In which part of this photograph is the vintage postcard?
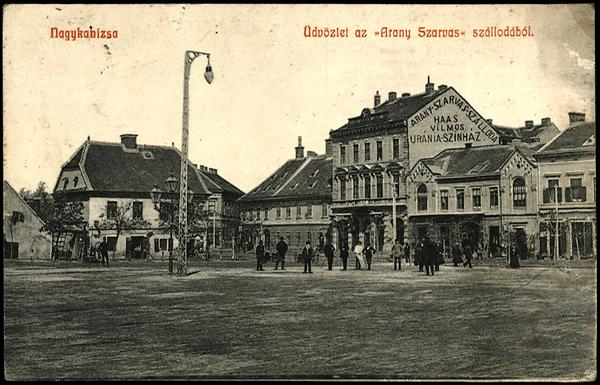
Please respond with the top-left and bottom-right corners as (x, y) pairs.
(3, 3), (596, 381)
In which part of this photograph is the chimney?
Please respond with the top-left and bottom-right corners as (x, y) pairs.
(295, 136), (305, 159)
(486, 119), (493, 124)
(374, 91), (381, 107)
(388, 91), (397, 102)
(525, 120), (534, 128)
(208, 168), (217, 174)
(438, 84), (448, 91)
(120, 134), (138, 149)
(401, 92), (411, 97)
(541, 117), (552, 126)
(425, 76), (435, 94)
(325, 139), (333, 156)
(199, 165), (208, 171)
(465, 143), (472, 149)
(568, 112), (586, 125)
(307, 150), (318, 158)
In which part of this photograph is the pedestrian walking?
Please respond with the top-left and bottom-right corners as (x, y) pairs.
(353, 241), (365, 270)
(255, 240), (265, 271)
(392, 240), (402, 271)
(463, 242), (473, 268)
(404, 242), (411, 264)
(452, 242), (463, 267)
(99, 237), (109, 267)
(416, 240), (425, 272)
(324, 241), (335, 271)
(364, 244), (375, 270)
(340, 243), (349, 271)
(302, 240), (314, 273)
(275, 237), (288, 270)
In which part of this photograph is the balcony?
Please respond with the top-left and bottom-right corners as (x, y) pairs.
(565, 186), (587, 202)
(542, 187), (563, 204)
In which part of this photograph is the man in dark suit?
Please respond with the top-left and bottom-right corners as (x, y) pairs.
(255, 240), (265, 271)
(323, 241), (335, 271)
(364, 244), (375, 270)
(423, 236), (436, 276)
(99, 237), (109, 267)
(302, 240), (314, 274)
(275, 237), (288, 270)
(340, 243), (349, 271)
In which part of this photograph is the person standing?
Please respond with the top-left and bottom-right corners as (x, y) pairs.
(364, 244), (375, 270)
(340, 243), (349, 271)
(275, 236), (288, 270)
(255, 240), (265, 271)
(463, 242), (473, 269)
(452, 242), (463, 267)
(324, 241), (335, 271)
(99, 237), (109, 267)
(434, 241), (443, 272)
(404, 242), (411, 264)
(392, 240), (402, 271)
(423, 236), (435, 276)
(302, 240), (314, 273)
(416, 240), (425, 272)
(353, 241), (365, 270)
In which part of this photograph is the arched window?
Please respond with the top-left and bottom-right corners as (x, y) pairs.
(513, 178), (526, 207)
(417, 184), (428, 211)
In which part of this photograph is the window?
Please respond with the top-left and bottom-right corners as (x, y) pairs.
(440, 190), (448, 210)
(307, 232), (312, 245)
(106, 236), (118, 252)
(393, 174), (400, 197)
(417, 184), (428, 211)
(306, 204), (313, 218)
(353, 176), (359, 199)
(393, 138), (399, 159)
(456, 189), (465, 210)
(376, 141), (383, 161)
(155, 238), (173, 252)
(364, 175), (371, 199)
(73, 176), (79, 188)
(544, 179), (562, 203)
(286, 206), (291, 219)
(340, 179), (346, 200)
(133, 201), (143, 220)
(208, 200), (216, 212)
(256, 209), (261, 220)
(353, 143), (359, 163)
(62, 178), (69, 190)
(376, 175), (383, 198)
(264, 208), (269, 220)
(107, 201), (117, 219)
(276, 207), (281, 219)
(567, 177), (586, 202)
(322, 203), (328, 218)
(472, 187), (481, 209)
(364, 142), (371, 161)
(296, 204), (302, 218)
(513, 178), (526, 207)
(340, 146), (346, 164)
(490, 187), (499, 208)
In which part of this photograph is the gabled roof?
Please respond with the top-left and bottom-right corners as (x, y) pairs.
(414, 145), (520, 178)
(492, 121), (559, 144)
(56, 139), (241, 196)
(330, 88), (446, 136)
(537, 122), (596, 153)
(238, 155), (332, 202)
(3, 180), (46, 226)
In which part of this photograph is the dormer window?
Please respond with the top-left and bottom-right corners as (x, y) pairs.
(62, 178), (69, 190)
(310, 169), (320, 178)
(141, 150), (155, 160)
(73, 176), (79, 188)
(290, 183), (299, 190)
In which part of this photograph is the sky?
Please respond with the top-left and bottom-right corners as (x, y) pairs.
(3, 4), (595, 193)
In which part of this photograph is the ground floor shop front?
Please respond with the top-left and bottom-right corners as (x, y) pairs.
(538, 210), (596, 260)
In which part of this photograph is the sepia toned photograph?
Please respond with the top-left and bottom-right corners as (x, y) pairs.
(2, 3), (596, 381)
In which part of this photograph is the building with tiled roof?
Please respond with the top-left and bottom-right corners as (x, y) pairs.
(407, 144), (539, 259)
(533, 113), (595, 260)
(491, 117), (560, 147)
(238, 137), (333, 256)
(53, 134), (243, 259)
(3, 181), (52, 259)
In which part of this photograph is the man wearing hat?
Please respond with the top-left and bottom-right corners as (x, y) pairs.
(302, 240), (314, 274)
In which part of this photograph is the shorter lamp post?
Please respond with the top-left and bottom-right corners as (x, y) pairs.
(151, 172), (179, 274)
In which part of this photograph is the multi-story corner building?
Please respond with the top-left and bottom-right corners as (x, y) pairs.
(406, 144), (538, 258)
(533, 113), (596, 259)
(328, 78), (560, 256)
(53, 134), (243, 259)
(237, 137), (333, 257)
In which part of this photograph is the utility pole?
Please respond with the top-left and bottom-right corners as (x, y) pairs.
(391, 178), (398, 244)
(554, 184), (559, 260)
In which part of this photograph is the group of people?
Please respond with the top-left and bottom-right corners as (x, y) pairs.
(254, 236), (478, 275)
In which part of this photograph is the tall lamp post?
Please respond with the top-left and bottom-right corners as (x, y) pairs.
(151, 172), (179, 274)
(179, 50), (214, 276)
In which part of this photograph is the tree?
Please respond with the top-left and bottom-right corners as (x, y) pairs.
(41, 192), (85, 260)
(98, 202), (151, 258)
